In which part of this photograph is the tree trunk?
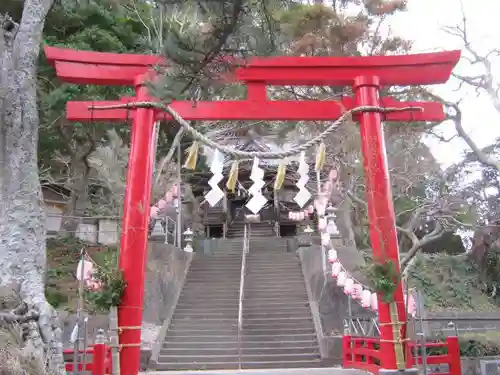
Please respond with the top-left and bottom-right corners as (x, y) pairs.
(60, 155), (91, 235)
(0, 1), (64, 373)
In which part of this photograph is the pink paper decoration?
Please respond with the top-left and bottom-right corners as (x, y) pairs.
(361, 290), (372, 308)
(321, 233), (330, 246)
(406, 293), (417, 317)
(76, 260), (94, 281)
(288, 212), (292, 220)
(344, 278), (354, 294)
(352, 284), (363, 300)
(331, 262), (341, 277)
(77, 260), (102, 291)
(328, 249), (338, 263)
(337, 271), (347, 286)
(165, 191), (173, 203)
(171, 184), (178, 197)
(324, 181), (333, 195)
(150, 206), (159, 218)
(157, 199), (167, 209)
(308, 205), (314, 214)
(329, 169), (338, 181)
(371, 293), (378, 311)
(318, 218), (327, 231)
(315, 197), (327, 216)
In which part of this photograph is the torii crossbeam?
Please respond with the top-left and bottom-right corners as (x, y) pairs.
(45, 45), (460, 375)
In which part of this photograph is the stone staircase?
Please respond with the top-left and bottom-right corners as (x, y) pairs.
(155, 250), (242, 370)
(240, 238), (323, 369)
(155, 235), (322, 370)
(226, 221), (276, 238)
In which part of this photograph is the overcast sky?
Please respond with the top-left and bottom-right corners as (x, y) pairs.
(390, 0), (500, 168)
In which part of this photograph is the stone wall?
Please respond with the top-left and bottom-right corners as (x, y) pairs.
(461, 357), (500, 375)
(423, 312), (500, 335)
(298, 241), (373, 362)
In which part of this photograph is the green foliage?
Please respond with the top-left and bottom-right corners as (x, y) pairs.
(424, 334), (500, 357)
(365, 259), (400, 303)
(408, 254), (500, 311)
(482, 246), (500, 302)
(45, 289), (69, 308)
(84, 252), (126, 312)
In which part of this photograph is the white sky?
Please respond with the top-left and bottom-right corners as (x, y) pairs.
(390, 0), (500, 168)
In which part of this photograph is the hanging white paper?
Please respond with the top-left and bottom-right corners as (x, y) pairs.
(205, 150), (225, 207)
(294, 151), (311, 208)
(245, 157), (267, 214)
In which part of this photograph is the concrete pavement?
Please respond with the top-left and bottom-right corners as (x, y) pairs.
(141, 368), (369, 375)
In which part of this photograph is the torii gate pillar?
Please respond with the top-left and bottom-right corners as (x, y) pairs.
(45, 45), (460, 375)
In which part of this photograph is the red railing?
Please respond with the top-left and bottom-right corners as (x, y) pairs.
(343, 336), (382, 374)
(407, 337), (462, 375)
(342, 336), (462, 375)
(64, 343), (112, 375)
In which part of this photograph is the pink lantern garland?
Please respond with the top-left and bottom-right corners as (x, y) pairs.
(352, 283), (363, 300)
(327, 249), (338, 263)
(150, 184), (179, 219)
(318, 180), (417, 317)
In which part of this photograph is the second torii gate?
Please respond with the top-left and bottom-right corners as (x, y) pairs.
(45, 45), (460, 375)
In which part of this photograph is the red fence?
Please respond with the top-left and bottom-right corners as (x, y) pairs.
(64, 343), (112, 375)
(342, 336), (462, 375)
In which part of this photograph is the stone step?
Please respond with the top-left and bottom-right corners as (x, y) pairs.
(240, 359), (325, 369)
(242, 311), (313, 319)
(242, 333), (318, 341)
(161, 339), (320, 351)
(183, 281), (240, 287)
(166, 327), (238, 335)
(240, 297), (309, 305)
(159, 345), (319, 356)
(179, 290), (240, 296)
(172, 311), (238, 318)
(154, 361), (239, 370)
(162, 334), (240, 343)
(243, 310), (312, 319)
(162, 340), (237, 349)
(169, 320), (238, 330)
(175, 300), (238, 308)
(153, 359), (327, 371)
(243, 292), (308, 298)
(242, 318), (314, 327)
(242, 327), (315, 336)
(157, 353), (318, 364)
(176, 297), (239, 304)
(174, 307), (238, 314)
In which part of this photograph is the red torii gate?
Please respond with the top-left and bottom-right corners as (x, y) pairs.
(44, 45), (460, 375)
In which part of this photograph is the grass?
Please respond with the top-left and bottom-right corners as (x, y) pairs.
(45, 236), (117, 311)
(407, 253), (500, 312)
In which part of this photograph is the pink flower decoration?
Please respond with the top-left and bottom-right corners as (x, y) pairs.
(361, 290), (372, 308)
(318, 218), (327, 231)
(337, 271), (347, 286)
(328, 249), (338, 263)
(165, 191), (173, 203)
(331, 262), (341, 277)
(344, 278), (354, 294)
(352, 284), (363, 300)
(329, 169), (338, 181)
(171, 184), (178, 197)
(150, 206), (159, 218)
(371, 293), (378, 311)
